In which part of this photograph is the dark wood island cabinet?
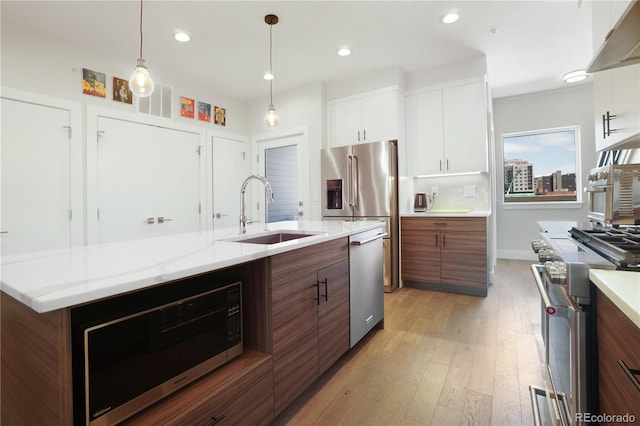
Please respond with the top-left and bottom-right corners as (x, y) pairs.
(1, 234), (358, 425)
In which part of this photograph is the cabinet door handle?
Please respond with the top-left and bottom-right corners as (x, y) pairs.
(446, 159), (449, 171)
(442, 234), (446, 247)
(313, 281), (320, 305)
(606, 111), (617, 136)
(357, 130), (360, 141)
(602, 113), (607, 139)
(157, 216), (173, 224)
(435, 234), (438, 247)
(363, 129), (366, 141)
(439, 159), (442, 171)
(618, 359), (640, 393)
(321, 278), (328, 302)
(209, 414), (225, 425)
(146, 217), (155, 224)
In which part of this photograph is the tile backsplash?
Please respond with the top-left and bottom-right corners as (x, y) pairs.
(399, 173), (491, 214)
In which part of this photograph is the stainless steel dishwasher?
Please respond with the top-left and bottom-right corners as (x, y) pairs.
(349, 227), (386, 347)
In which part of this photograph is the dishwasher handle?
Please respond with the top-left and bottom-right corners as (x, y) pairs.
(350, 232), (387, 246)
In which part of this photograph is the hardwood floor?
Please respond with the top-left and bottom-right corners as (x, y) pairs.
(272, 259), (546, 425)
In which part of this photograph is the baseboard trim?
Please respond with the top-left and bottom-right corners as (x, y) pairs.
(403, 280), (487, 297)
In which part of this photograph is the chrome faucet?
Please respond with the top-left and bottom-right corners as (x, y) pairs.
(240, 174), (274, 234)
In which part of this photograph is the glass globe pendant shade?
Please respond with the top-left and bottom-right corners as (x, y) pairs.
(129, 58), (155, 97)
(265, 104), (279, 128)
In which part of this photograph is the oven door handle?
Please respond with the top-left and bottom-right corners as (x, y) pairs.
(530, 264), (573, 318)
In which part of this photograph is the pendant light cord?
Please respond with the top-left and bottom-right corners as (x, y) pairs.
(269, 22), (273, 104)
(138, 0), (144, 59)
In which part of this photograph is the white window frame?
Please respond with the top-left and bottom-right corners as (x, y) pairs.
(501, 125), (583, 210)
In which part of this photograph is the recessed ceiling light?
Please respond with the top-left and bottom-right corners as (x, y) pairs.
(263, 72), (274, 80)
(441, 12), (459, 24)
(174, 31), (190, 42)
(563, 69), (588, 83)
(338, 47), (351, 57)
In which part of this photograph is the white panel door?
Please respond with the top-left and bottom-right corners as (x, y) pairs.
(96, 117), (201, 243)
(1, 98), (71, 255)
(212, 136), (248, 230)
(153, 126), (201, 234)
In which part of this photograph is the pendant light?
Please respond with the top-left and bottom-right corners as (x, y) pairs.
(264, 14), (279, 128)
(129, 0), (155, 97)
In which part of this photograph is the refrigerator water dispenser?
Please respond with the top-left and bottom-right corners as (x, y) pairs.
(326, 179), (343, 209)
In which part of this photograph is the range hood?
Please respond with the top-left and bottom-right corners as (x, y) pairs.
(587, 0), (640, 73)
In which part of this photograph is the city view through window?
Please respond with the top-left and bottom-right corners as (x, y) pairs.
(503, 127), (578, 203)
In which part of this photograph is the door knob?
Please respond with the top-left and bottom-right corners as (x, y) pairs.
(157, 217), (173, 224)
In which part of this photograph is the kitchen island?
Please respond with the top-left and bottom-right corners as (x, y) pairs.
(1, 220), (385, 425)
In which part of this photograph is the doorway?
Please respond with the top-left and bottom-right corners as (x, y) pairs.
(254, 129), (308, 224)
(265, 145), (298, 222)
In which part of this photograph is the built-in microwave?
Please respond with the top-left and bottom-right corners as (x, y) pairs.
(71, 278), (242, 426)
(587, 163), (640, 225)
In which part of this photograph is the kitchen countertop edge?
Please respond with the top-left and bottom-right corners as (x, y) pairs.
(1, 220), (385, 313)
(589, 269), (640, 328)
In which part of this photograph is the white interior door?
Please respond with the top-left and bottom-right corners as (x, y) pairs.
(257, 132), (303, 223)
(1, 98), (71, 255)
(153, 127), (201, 235)
(97, 117), (156, 243)
(212, 135), (248, 230)
(97, 117), (201, 243)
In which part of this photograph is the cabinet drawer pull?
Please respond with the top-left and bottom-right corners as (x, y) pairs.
(617, 359), (640, 393)
(209, 414), (225, 425)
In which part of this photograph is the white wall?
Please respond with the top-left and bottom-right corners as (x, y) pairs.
(0, 19), (250, 136)
(492, 85), (598, 260)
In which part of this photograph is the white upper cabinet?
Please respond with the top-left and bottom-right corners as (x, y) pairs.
(591, 0), (640, 151)
(328, 87), (400, 147)
(405, 78), (489, 176)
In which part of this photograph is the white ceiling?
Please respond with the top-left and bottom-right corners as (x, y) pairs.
(1, 1), (595, 101)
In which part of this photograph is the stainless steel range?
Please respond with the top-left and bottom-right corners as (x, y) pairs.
(528, 221), (640, 425)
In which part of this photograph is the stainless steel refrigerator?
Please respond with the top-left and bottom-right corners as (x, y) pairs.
(321, 140), (399, 293)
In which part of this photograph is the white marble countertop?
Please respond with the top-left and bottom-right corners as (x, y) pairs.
(1, 220), (384, 313)
(401, 209), (491, 218)
(589, 269), (640, 328)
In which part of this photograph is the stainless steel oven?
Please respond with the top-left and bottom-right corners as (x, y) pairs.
(529, 224), (618, 426)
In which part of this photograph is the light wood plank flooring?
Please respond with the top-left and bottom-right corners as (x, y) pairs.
(272, 259), (546, 425)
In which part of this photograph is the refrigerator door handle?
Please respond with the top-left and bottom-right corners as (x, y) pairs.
(347, 154), (354, 207)
(352, 154), (359, 209)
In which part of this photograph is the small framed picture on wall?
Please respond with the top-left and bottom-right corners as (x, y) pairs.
(214, 106), (226, 126)
(113, 77), (132, 104)
(180, 97), (195, 119)
(198, 101), (211, 122)
(82, 68), (106, 98)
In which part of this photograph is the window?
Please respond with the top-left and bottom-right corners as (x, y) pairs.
(502, 126), (581, 204)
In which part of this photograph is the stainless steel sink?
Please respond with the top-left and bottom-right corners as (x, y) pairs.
(223, 231), (319, 245)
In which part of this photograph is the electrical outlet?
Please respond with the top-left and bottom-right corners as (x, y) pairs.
(431, 186), (438, 197)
